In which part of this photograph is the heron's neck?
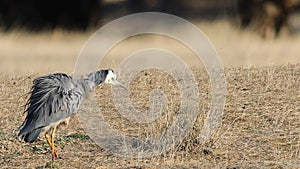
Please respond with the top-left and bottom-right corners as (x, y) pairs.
(89, 71), (106, 85)
(82, 77), (105, 93)
(73, 79), (95, 96)
(88, 79), (99, 90)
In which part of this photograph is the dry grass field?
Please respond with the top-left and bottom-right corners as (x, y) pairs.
(0, 20), (300, 168)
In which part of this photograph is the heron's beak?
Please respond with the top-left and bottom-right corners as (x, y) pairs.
(111, 79), (127, 89)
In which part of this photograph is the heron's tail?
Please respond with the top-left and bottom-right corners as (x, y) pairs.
(18, 128), (42, 143)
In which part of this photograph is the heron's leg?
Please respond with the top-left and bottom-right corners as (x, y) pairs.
(50, 126), (58, 160)
(45, 134), (52, 147)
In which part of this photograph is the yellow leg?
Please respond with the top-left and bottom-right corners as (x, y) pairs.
(45, 134), (52, 147)
(50, 126), (58, 160)
(45, 134), (51, 147)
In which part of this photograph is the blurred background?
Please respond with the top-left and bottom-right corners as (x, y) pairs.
(0, 0), (300, 74)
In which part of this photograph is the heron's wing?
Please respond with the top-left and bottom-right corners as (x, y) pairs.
(18, 73), (84, 137)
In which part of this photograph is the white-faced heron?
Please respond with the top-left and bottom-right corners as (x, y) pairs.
(18, 69), (125, 160)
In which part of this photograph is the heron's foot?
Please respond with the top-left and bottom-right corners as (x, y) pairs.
(51, 151), (58, 161)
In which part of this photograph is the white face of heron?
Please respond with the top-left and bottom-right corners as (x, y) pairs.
(104, 69), (116, 84)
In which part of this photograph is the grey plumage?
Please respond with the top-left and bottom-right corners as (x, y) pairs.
(18, 69), (125, 160)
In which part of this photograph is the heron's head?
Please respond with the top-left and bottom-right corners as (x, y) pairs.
(90, 69), (126, 88)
